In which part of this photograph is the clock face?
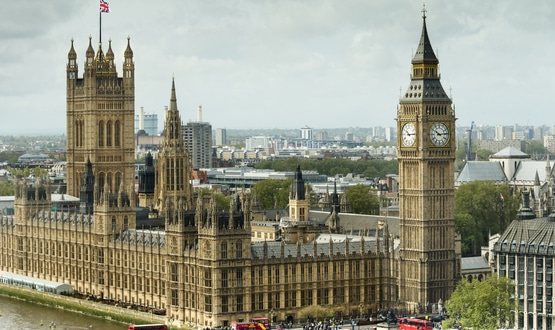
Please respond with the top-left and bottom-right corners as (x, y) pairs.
(401, 123), (416, 147)
(430, 122), (449, 146)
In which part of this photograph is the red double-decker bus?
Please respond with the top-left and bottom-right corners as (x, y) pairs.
(398, 317), (433, 330)
(128, 324), (168, 330)
(231, 321), (265, 330)
(251, 317), (271, 330)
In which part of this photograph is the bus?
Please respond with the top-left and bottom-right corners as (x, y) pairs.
(251, 317), (271, 330)
(128, 324), (168, 330)
(398, 317), (433, 330)
(231, 321), (265, 330)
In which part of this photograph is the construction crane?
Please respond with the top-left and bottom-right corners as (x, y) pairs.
(464, 121), (475, 161)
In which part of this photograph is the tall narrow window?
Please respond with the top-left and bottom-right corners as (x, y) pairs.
(98, 121), (104, 146)
(115, 172), (122, 191)
(75, 120), (80, 147)
(106, 120), (112, 146)
(221, 242), (228, 259)
(98, 172), (105, 190)
(114, 120), (121, 147)
(107, 173), (113, 192)
(79, 120), (84, 146)
(236, 241), (242, 259)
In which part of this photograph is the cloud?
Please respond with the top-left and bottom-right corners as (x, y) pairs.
(0, 0), (554, 135)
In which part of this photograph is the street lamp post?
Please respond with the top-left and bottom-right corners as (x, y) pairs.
(269, 309), (275, 329)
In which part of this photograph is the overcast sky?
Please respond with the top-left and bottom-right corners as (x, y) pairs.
(1, 0), (554, 135)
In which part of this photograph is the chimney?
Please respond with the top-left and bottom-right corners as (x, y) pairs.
(197, 105), (202, 122)
(139, 107), (145, 130)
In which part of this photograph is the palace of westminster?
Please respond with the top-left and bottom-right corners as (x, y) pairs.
(0, 10), (461, 328)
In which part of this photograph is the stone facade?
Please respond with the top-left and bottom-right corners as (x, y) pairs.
(0, 9), (458, 329)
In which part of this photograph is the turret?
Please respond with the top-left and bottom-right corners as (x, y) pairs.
(515, 189), (535, 220)
(331, 180), (340, 214)
(288, 165), (310, 221)
(290, 165), (305, 200)
(80, 157), (95, 214)
(67, 38), (78, 83)
(123, 36), (134, 89)
(85, 35), (95, 73)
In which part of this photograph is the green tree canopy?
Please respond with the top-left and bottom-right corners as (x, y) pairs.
(255, 158), (398, 179)
(0, 151), (24, 165)
(297, 305), (335, 321)
(524, 140), (547, 157)
(455, 181), (519, 256)
(0, 180), (14, 196)
(196, 188), (232, 212)
(252, 179), (292, 209)
(345, 184), (380, 215)
(445, 276), (515, 330)
(475, 149), (494, 161)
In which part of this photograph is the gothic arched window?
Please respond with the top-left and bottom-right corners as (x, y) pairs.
(114, 120), (121, 147)
(107, 172), (113, 192)
(235, 241), (242, 259)
(106, 120), (112, 146)
(98, 121), (104, 146)
(221, 242), (227, 259)
(115, 172), (122, 191)
(98, 172), (105, 190)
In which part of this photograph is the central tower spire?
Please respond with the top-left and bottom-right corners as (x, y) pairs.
(155, 78), (194, 213)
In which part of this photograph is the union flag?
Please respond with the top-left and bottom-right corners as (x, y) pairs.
(100, 0), (110, 13)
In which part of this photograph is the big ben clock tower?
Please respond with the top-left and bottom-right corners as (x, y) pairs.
(397, 7), (457, 313)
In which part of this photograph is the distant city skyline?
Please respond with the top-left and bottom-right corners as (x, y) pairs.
(1, 1), (554, 135)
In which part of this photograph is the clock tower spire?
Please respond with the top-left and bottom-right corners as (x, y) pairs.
(397, 7), (458, 314)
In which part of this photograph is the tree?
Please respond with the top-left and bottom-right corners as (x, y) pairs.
(255, 158), (398, 178)
(252, 179), (292, 209)
(196, 188), (231, 212)
(455, 181), (519, 256)
(297, 305), (335, 322)
(344, 184), (380, 215)
(475, 149), (494, 161)
(0, 180), (14, 196)
(0, 151), (24, 165)
(444, 276), (515, 330)
(525, 140), (547, 157)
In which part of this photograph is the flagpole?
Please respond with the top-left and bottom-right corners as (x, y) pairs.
(99, 10), (102, 45)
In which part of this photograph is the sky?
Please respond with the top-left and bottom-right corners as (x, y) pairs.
(1, 0), (554, 135)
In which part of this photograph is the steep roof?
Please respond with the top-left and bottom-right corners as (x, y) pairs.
(412, 8), (438, 64)
(494, 216), (555, 255)
(513, 161), (554, 183)
(457, 161), (506, 183)
(490, 147), (530, 159)
(250, 234), (399, 259)
(310, 210), (400, 236)
(461, 256), (489, 271)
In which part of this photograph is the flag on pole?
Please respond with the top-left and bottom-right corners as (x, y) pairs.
(500, 193), (505, 201)
(100, 0), (110, 13)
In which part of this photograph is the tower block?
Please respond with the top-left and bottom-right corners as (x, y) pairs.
(66, 37), (135, 198)
(397, 9), (458, 313)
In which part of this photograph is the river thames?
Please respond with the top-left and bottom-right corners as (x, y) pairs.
(0, 294), (126, 330)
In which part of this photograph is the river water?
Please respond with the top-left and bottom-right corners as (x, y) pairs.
(0, 294), (126, 330)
